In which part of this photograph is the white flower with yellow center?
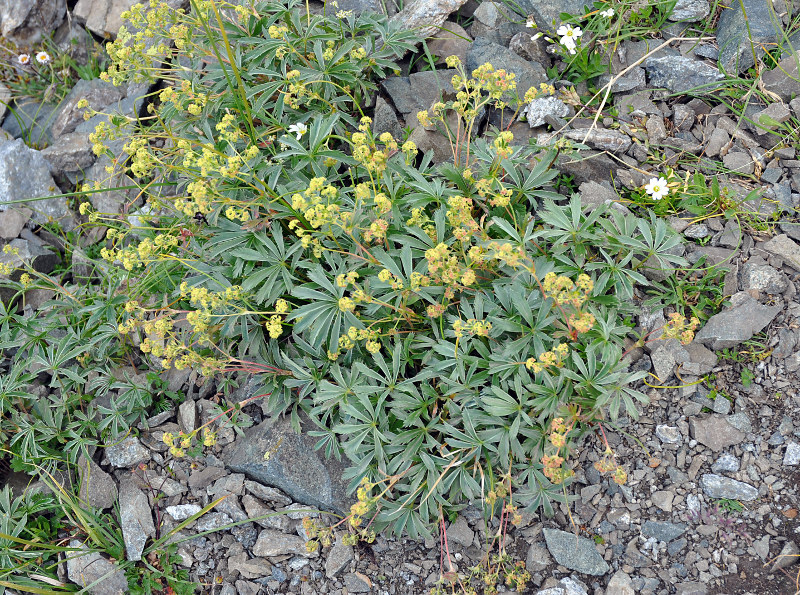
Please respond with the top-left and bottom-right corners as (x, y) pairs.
(287, 122), (307, 140)
(644, 176), (670, 201)
(556, 24), (582, 54)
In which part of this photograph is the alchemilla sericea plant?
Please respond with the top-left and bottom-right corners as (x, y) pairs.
(70, 0), (696, 537)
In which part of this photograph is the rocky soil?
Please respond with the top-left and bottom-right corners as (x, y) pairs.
(2, 0), (800, 594)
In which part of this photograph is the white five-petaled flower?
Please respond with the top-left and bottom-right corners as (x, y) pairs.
(600, 8), (614, 17)
(287, 122), (307, 140)
(526, 18), (536, 28)
(35, 51), (51, 64)
(644, 176), (670, 201)
(556, 24), (582, 54)
(531, 32), (543, 41)
(17, 54), (30, 65)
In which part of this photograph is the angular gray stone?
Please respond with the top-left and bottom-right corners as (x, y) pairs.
(244, 480), (292, 506)
(699, 473), (758, 500)
(426, 21), (471, 66)
(195, 511), (233, 532)
(343, 572), (372, 593)
(74, 0), (139, 38)
(725, 412), (753, 434)
(0, 139), (73, 229)
(682, 342), (718, 376)
(606, 570), (635, 595)
(689, 414), (746, 452)
(537, 577), (589, 595)
(644, 55), (724, 94)
(717, 0), (783, 74)
(0, 238), (59, 303)
(227, 552), (272, 580)
(388, 0), (470, 46)
(763, 56), (800, 102)
(466, 37), (546, 98)
(675, 582), (708, 595)
(78, 454), (117, 510)
(325, 541), (354, 578)
(223, 413), (352, 516)
(524, 96), (570, 128)
(105, 437), (150, 468)
(656, 425), (682, 444)
(1, 100), (59, 147)
(542, 528), (610, 575)
(739, 262), (788, 294)
(526, 542), (552, 572)
(669, 0), (710, 21)
(447, 516), (474, 547)
(763, 234), (800, 271)
(178, 399), (197, 434)
(0, 0), (66, 46)
(66, 540), (128, 594)
(514, 0), (592, 28)
(119, 477), (155, 561)
(694, 293), (781, 350)
(771, 541), (799, 571)
(242, 494), (290, 531)
(0, 207), (32, 240)
(784, 442), (800, 466)
(723, 152), (754, 175)
(562, 128), (632, 153)
(711, 453), (740, 473)
(166, 504), (202, 521)
(0, 84), (9, 124)
(51, 78), (125, 138)
(40, 132), (95, 175)
(641, 520), (686, 542)
(381, 69), (458, 118)
(705, 127), (730, 158)
(324, 0), (394, 15)
(652, 490), (674, 512)
(252, 529), (315, 558)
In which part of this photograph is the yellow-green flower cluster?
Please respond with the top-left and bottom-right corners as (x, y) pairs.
(525, 343), (569, 373)
(661, 312), (700, 345)
(523, 81), (557, 103)
(452, 318), (492, 339)
(328, 325), (382, 360)
(162, 427), (217, 458)
(542, 272), (593, 307)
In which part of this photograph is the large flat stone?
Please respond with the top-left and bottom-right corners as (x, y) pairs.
(118, 477), (155, 561)
(717, 0), (783, 74)
(689, 414), (747, 452)
(694, 292), (781, 350)
(699, 474), (758, 500)
(222, 412), (353, 516)
(542, 527), (610, 575)
(66, 540), (128, 594)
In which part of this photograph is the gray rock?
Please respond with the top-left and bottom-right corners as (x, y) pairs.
(0, 0), (66, 46)
(242, 494), (290, 531)
(525, 96), (570, 128)
(725, 412), (753, 434)
(105, 436), (150, 468)
(223, 412), (352, 516)
(652, 490), (674, 512)
(178, 399), (197, 434)
(656, 425), (682, 444)
(536, 577), (589, 595)
(245, 480), (292, 506)
(343, 572), (372, 593)
(447, 516), (474, 547)
(711, 453), (740, 473)
(542, 527), (610, 575)
(51, 78), (125, 138)
(526, 542), (552, 572)
(641, 520), (686, 542)
(682, 342), (718, 375)
(166, 504), (202, 521)
(381, 69), (458, 118)
(40, 132), (95, 175)
(705, 127), (730, 158)
(723, 151), (754, 175)
(195, 511), (233, 532)
(562, 128), (632, 153)
(515, 0), (592, 28)
(712, 395), (731, 415)
(119, 477), (155, 561)
(466, 37), (546, 98)
(717, 0), (783, 74)
(387, 0), (470, 47)
(753, 535), (770, 559)
(0, 207), (32, 240)
(675, 582), (707, 595)
(683, 224), (709, 239)
(426, 21), (471, 66)
(554, 150), (616, 184)
(510, 31), (552, 68)
(0, 237), (59, 304)
(597, 67), (646, 94)
(689, 414), (746, 452)
(699, 473), (759, 500)
(606, 570), (635, 595)
(646, 115), (667, 145)
(739, 262), (789, 294)
(668, 538), (688, 555)
(227, 552), (272, 580)
(1, 100), (59, 147)
(763, 56), (800, 102)
(66, 540), (128, 594)
(470, 1), (524, 46)
(252, 529), (315, 558)
(0, 139), (73, 230)
(694, 292), (781, 350)
(644, 55), (724, 94)
(78, 455), (117, 510)
(784, 442), (800, 466)
(771, 541), (799, 571)
(325, 0), (394, 15)
(0, 84), (9, 124)
(763, 234), (800, 271)
(74, 0), (141, 38)
(325, 541), (354, 578)
(669, 0), (710, 21)
(753, 102), (792, 132)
